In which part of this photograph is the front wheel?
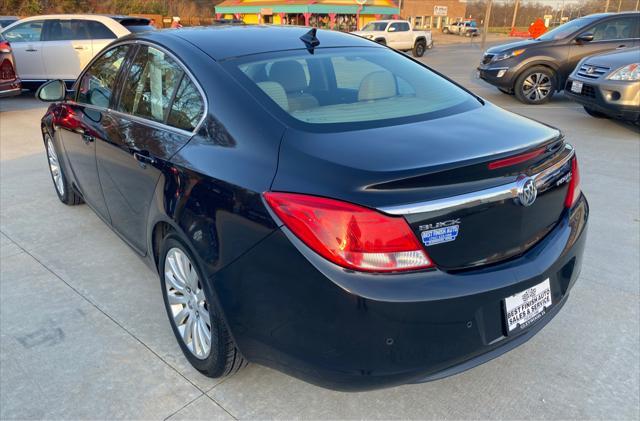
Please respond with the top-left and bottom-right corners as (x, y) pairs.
(159, 233), (246, 377)
(45, 133), (83, 205)
(412, 40), (426, 57)
(514, 66), (557, 104)
(583, 106), (609, 119)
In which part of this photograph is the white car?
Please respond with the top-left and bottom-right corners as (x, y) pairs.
(352, 20), (433, 57)
(0, 14), (153, 86)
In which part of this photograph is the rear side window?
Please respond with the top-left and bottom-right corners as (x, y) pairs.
(3, 20), (43, 42)
(118, 46), (184, 123)
(77, 45), (130, 108)
(167, 77), (205, 131)
(232, 48), (474, 127)
(44, 19), (94, 41)
(87, 21), (117, 39)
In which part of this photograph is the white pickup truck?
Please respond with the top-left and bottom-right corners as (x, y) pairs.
(351, 20), (433, 57)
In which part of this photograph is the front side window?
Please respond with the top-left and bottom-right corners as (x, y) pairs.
(118, 46), (184, 123)
(2, 20), (43, 42)
(390, 22), (409, 32)
(536, 16), (596, 41)
(77, 45), (130, 108)
(589, 17), (639, 41)
(232, 48), (476, 127)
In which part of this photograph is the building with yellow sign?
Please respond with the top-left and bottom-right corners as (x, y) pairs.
(215, 0), (401, 31)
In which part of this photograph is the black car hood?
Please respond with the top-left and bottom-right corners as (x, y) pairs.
(271, 102), (560, 209)
(486, 38), (547, 53)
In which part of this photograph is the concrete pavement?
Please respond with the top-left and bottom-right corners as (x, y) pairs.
(1, 41), (638, 419)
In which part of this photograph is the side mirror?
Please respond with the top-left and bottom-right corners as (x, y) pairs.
(36, 79), (66, 102)
(388, 26), (396, 32)
(576, 32), (594, 43)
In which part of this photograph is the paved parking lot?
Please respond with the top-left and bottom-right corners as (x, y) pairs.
(1, 40), (639, 420)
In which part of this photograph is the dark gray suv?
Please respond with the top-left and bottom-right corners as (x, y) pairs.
(478, 12), (640, 104)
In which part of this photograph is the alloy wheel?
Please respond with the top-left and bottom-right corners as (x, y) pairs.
(46, 137), (65, 196)
(164, 247), (212, 359)
(522, 73), (552, 102)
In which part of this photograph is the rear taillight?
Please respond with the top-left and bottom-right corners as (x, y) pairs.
(263, 192), (433, 273)
(564, 157), (581, 208)
(0, 41), (11, 54)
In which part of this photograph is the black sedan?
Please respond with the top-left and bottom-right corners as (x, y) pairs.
(37, 26), (588, 391)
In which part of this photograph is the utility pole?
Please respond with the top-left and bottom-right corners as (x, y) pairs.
(605, 0), (610, 12)
(617, 0), (622, 12)
(636, 0), (639, 12)
(510, 0), (520, 30)
(481, 0), (493, 50)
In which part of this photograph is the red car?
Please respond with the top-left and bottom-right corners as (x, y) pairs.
(0, 32), (21, 98)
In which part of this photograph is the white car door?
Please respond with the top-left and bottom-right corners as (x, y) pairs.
(1, 20), (46, 80)
(388, 22), (412, 50)
(41, 19), (94, 80)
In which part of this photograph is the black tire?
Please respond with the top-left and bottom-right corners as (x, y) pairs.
(412, 40), (426, 57)
(44, 132), (83, 206)
(159, 233), (246, 378)
(514, 66), (557, 104)
(443, 28), (450, 34)
(375, 38), (386, 46)
(583, 106), (609, 119)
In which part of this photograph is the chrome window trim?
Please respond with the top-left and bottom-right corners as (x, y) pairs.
(74, 39), (208, 136)
(379, 145), (574, 216)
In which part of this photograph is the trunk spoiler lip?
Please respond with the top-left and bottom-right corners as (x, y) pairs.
(379, 144), (575, 216)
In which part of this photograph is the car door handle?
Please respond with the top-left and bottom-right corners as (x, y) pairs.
(25, 48), (38, 52)
(133, 151), (156, 167)
(73, 45), (86, 50)
(82, 134), (95, 144)
(617, 44), (627, 49)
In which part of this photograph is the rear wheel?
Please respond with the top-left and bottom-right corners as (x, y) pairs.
(583, 106), (609, 119)
(412, 40), (426, 57)
(159, 233), (246, 377)
(514, 66), (557, 104)
(443, 28), (450, 34)
(45, 133), (83, 205)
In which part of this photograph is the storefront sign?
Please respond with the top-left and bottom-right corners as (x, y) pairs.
(434, 6), (448, 16)
(261, 8), (273, 16)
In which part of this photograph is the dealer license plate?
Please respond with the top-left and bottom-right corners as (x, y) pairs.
(571, 80), (583, 94)
(504, 279), (552, 332)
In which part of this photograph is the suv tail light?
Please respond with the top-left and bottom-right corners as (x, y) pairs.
(264, 192), (434, 273)
(0, 41), (11, 54)
(564, 156), (581, 208)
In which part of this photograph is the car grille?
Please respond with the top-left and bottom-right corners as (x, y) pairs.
(482, 54), (494, 65)
(576, 64), (610, 79)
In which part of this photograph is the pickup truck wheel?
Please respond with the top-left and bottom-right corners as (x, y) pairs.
(412, 40), (426, 57)
(443, 28), (450, 34)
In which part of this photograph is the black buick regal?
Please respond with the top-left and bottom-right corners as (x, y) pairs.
(37, 26), (588, 391)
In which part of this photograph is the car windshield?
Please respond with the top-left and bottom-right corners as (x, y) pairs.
(362, 22), (388, 31)
(536, 16), (595, 41)
(228, 47), (476, 127)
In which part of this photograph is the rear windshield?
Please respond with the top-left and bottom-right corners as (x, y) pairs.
(225, 47), (477, 128)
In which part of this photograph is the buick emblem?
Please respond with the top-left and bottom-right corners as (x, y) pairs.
(516, 177), (537, 207)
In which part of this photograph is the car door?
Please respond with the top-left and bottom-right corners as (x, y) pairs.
(568, 16), (640, 78)
(388, 22), (412, 49)
(97, 44), (204, 253)
(1, 20), (45, 80)
(41, 19), (94, 81)
(58, 44), (133, 221)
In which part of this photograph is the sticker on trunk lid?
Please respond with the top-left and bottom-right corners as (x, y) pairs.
(420, 222), (460, 247)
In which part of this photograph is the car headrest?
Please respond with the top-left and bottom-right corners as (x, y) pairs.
(269, 60), (308, 93)
(604, 26), (618, 39)
(358, 71), (396, 101)
(257, 81), (289, 111)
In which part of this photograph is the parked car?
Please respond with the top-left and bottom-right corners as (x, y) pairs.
(443, 20), (479, 37)
(0, 16), (18, 29)
(352, 20), (433, 57)
(565, 47), (639, 122)
(36, 26), (587, 391)
(0, 14), (154, 88)
(0, 32), (21, 97)
(478, 12), (640, 104)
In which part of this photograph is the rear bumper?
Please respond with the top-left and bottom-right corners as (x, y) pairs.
(565, 77), (640, 121)
(213, 195), (589, 391)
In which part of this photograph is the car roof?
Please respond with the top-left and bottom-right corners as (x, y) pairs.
(140, 25), (379, 60)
